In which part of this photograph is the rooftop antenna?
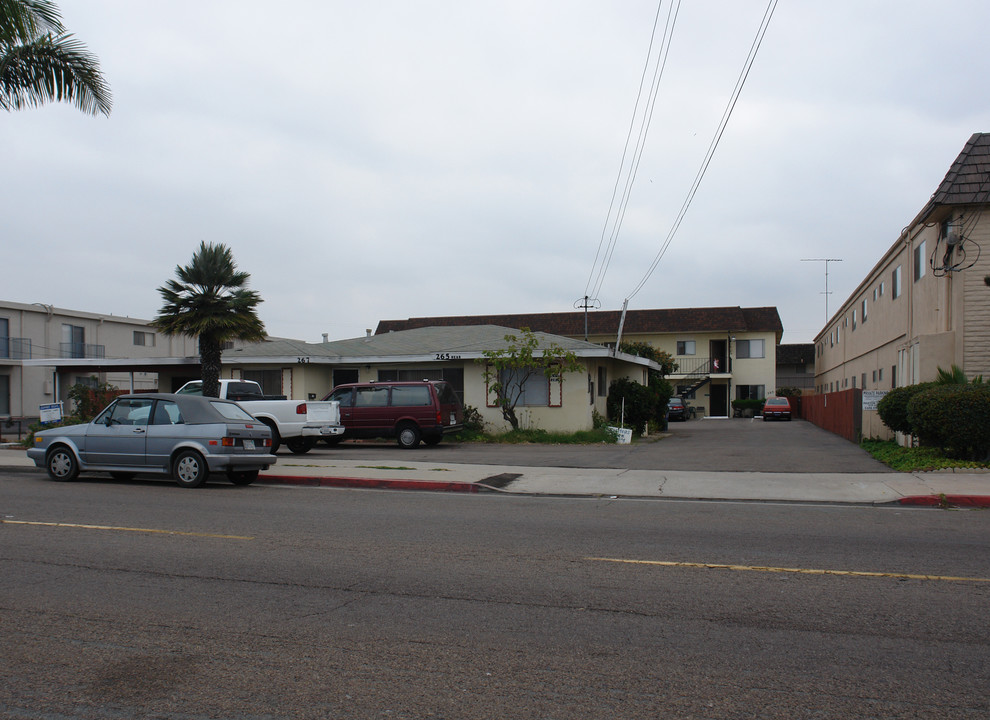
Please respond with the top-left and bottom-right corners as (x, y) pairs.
(573, 295), (601, 341)
(801, 258), (843, 322)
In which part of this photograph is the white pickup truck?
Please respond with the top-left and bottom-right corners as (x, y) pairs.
(176, 379), (343, 454)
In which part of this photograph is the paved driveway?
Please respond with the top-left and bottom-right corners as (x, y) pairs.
(304, 418), (894, 473)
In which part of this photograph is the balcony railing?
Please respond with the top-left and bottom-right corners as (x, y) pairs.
(671, 356), (732, 376)
(0, 336), (32, 360)
(60, 342), (106, 359)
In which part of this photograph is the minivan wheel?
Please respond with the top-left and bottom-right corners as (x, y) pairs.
(396, 423), (421, 449)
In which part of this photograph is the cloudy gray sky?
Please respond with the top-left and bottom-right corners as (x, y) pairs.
(5, 1), (990, 345)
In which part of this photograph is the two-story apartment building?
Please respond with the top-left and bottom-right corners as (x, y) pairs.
(0, 300), (199, 422)
(376, 306), (783, 418)
(815, 133), (990, 438)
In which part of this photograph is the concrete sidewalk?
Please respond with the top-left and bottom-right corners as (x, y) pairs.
(3, 446), (989, 506)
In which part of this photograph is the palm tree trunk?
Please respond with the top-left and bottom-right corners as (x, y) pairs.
(200, 335), (223, 397)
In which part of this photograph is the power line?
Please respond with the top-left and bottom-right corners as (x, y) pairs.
(585, 0), (680, 301)
(625, 0), (778, 301)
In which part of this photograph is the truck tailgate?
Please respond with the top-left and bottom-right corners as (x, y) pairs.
(305, 401), (339, 424)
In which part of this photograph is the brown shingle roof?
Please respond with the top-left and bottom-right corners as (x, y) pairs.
(919, 133), (990, 220)
(376, 306), (783, 340)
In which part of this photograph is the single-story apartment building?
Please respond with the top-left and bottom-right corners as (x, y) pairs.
(376, 306), (783, 418)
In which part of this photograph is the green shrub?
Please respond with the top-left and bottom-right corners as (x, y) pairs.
(876, 382), (935, 434)
(607, 377), (660, 436)
(907, 384), (990, 459)
(731, 398), (764, 413)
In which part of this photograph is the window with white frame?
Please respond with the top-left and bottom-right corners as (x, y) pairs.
(914, 241), (926, 281)
(133, 330), (156, 347)
(735, 339), (764, 359)
(892, 266), (902, 298)
(861, 299), (867, 323)
(676, 340), (696, 356)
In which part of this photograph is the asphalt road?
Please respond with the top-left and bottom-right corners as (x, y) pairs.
(303, 417), (895, 473)
(3, 469), (988, 719)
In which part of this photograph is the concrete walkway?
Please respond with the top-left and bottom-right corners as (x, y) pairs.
(4, 446), (988, 506)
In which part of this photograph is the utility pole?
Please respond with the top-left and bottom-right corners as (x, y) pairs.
(801, 258), (843, 322)
(573, 295), (601, 341)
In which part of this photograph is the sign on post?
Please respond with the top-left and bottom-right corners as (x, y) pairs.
(39, 402), (63, 424)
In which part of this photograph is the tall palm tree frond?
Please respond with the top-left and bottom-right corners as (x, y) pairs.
(0, 32), (111, 115)
(0, 0), (64, 44)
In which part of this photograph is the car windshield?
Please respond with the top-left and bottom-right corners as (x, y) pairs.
(209, 401), (257, 422)
(766, 398), (787, 406)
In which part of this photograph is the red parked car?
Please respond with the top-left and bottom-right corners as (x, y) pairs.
(762, 397), (792, 421)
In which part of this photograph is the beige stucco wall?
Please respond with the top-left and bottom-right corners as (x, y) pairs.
(814, 206), (990, 440)
(588, 329), (777, 415)
(1, 301), (200, 419)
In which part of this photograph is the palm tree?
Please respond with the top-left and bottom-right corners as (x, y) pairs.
(153, 242), (267, 398)
(1, 0), (112, 116)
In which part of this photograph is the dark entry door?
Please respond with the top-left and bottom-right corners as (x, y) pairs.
(709, 383), (728, 417)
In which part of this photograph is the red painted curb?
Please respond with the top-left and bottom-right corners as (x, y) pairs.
(259, 474), (480, 493)
(899, 495), (990, 508)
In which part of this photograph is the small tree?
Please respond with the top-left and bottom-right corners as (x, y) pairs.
(478, 328), (583, 431)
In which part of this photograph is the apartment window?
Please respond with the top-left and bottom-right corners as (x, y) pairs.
(861, 373), (867, 388)
(243, 369), (282, 396)
(62, 324), (85, 358)
(221, 341), (235, 350)
(892, 365), (897, 389)
(133, 330), (156, 347)
(597, 367), (607, 398)
(736, 385), (765, 400)
(861, 299), (867, 323)
(0, 317), (7, 358)
(892, 266), (902, 298)
(879, 281), (885, 297)
(0, 374), (8, 415)
(873, 288), (878, 302)
(852, 310), (857, 330)
(500, 368), (550, 407)
(914, 241), (926, 281)
(872, 370), (877, 382)
(852, 376), (857, 388)
(878, 368), (883, 382)
(676, 340), (696, 356)
(735, 339), (765, 359)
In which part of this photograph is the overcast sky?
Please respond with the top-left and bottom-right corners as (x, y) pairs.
(5, 1), (990, 346)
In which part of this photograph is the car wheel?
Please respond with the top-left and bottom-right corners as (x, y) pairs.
(261, 420), (281, 454)
(227, 469), (259, 486)
(109, 472), (135, 480)
(285, 437), (316, 454)
(46, 446), (79, 481)
(173, 450), (209, 488)
(396, 423), (421, 449)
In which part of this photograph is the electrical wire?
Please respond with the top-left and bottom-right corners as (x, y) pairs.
(626, 0), (778, 301)
(585, 0), (680, 302)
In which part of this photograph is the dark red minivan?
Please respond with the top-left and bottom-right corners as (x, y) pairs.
(323, 381), (463, 448)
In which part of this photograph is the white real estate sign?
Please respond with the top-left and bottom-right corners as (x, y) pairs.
(862, 390), (887, 411)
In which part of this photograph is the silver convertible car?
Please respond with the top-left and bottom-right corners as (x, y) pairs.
(28, 393), (277, 488)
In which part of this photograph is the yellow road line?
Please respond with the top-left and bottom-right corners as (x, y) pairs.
(2, 519), (253, 540)
(587, 557), (990, 583)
